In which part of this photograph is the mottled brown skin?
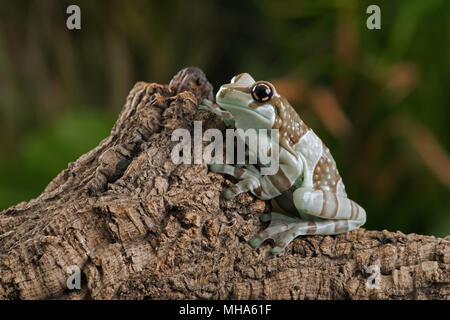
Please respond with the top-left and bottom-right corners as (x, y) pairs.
(313, 145), (343, 193)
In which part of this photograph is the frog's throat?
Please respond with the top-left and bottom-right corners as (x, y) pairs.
(216, 100), (271, 122)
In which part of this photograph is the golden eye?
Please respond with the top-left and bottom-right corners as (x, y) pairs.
(251, 82), (273, 103)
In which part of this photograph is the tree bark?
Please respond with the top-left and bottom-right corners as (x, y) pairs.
(0, 67), (448, 300)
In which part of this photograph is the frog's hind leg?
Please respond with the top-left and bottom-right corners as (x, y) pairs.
(292, 187), (366, 229)
(252, 187), (367, 254)
(249, 212), (363, 255)
(249, 186), (367, 255)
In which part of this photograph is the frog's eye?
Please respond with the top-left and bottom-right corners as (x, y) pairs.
(251, 83), (273, 103)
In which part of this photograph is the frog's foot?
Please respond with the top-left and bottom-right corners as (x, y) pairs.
(202, 98), (214, 106)
(223, 178), (261, 200)
(199, 99), (214, 112)
(209, 163), (261, 200)
(248, 212), (318, 255)
(200, 99), (234, 126)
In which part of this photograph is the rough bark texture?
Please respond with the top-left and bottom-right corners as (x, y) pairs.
(0, 67), (448, 300)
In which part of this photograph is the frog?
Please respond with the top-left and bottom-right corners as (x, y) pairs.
(200, 73), (366, 255)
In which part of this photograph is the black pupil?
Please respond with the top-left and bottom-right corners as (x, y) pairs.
(253, 84), (271, 102)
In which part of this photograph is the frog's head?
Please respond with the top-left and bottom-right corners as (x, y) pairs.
(216, 73), (279, 130)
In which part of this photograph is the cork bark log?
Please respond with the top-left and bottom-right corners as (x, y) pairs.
(0, 67), (448, 300)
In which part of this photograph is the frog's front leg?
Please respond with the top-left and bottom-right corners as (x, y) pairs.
(200, 99), (235, 127)
(210, 146), (302, 199)
(250, 187), (366, 255)
(209, 163), (266, 200)
(209, 158), (300, 201)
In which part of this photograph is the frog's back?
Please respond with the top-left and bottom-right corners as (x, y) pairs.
(311, 142), (347, 196)
(275, 97), (347, 197)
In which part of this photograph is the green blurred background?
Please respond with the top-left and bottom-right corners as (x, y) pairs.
(0, 0), (449, 237)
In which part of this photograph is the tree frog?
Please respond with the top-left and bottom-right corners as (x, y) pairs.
(200, 73), (366, 255)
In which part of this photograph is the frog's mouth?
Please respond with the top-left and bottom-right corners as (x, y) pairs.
(216, 98), (272, 122)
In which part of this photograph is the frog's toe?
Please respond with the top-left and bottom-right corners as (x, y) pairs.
(259, 213), (271, 223)
(202, 98), (213, 106)
(208, 163), (223, 173)
(222, 188), (235, 200)
(223, 118), (233, 127)
(248, 229), (272, 249)
(270, 246), (283, 256)
(248, 236), (264, 248)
